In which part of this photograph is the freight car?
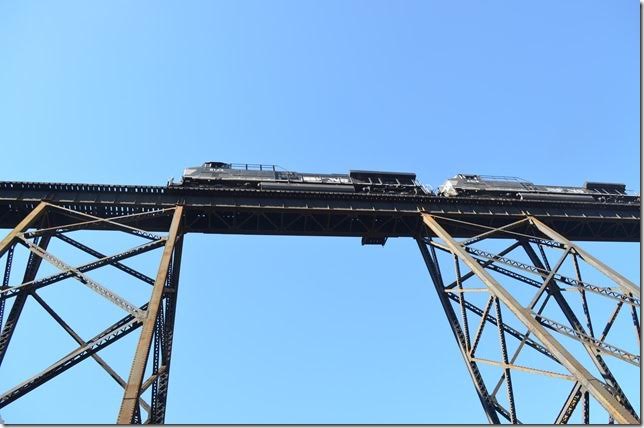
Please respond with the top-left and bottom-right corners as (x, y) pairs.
(438, 174), (637, 203)
(172, 161), (428, 195)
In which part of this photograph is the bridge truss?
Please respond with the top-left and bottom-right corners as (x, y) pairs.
(0, 181), (639, 423)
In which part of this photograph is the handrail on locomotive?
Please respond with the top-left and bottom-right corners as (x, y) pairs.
(168, 161), (638, 205)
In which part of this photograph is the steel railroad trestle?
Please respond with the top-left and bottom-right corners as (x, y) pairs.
(0, 181), (639, 424)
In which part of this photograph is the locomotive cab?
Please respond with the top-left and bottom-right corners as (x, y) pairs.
(203, 161), (231, 169)
(459, 174), (480, 182)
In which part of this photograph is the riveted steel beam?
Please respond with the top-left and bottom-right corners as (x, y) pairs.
(529, 217), (640, 298)
(0, 303), (146, 408)
(0, 181), (639, 241)
(30, 291), (152, 414)
(421, 213), (639, 424)
(117, 206), (184, 424)
(417, 239), (500, 424)
(521, 241), (638, 418)
(0, 202), (48, 259)
(149, 234), (184, 424)
(0, 233), (52, 368)
(0, 238), (164, 300)
(55, 233), (157, 285)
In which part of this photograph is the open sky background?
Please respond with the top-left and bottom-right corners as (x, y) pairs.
(0, 0), (640, 424)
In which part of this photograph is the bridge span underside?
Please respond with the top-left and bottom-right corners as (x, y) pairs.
(0, 181), (640, 424)
(0, 181), (639, 241)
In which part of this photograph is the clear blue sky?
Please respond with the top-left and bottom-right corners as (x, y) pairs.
(0, 0), (639, 424)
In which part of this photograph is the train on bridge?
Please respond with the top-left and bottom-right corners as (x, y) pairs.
(169, 161), (638, 204)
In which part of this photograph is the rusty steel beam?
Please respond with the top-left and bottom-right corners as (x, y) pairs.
(117, 206), (184, 424)
(37, 204), (166, 241)
(30, 291), (152, 414)
(17, 236), (144, 319)
(0, 202), (48, 259)
(149, 234), (184, 424)
(55, 233), (157, 285)
(0, 238), (165, 300)
(444, 241), (523, 289)
(529, 217), (640, 298)
(521, 242), (639, 417)
(459, 217), (531, 246)
(0, 307), (144, 409)
(420, 213), (639, 424)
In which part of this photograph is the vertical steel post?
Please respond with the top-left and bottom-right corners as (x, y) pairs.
(417, 239), (501, 423)
(117, 206), (184, 424)
(149, 234), (184, 424)
(0, 235), (52, 366)
(0, 203), (51, 369)
(0, 244), (14, 331)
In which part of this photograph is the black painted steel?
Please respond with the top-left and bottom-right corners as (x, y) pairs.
(0, 181), (638, 241)
(417, 239), (502, 424)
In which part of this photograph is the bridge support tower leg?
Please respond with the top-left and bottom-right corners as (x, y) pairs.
(417, 213), (640, 424)
(0, 202), (185, 424)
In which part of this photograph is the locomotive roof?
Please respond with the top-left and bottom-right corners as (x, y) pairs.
(350, 170), (417, 178)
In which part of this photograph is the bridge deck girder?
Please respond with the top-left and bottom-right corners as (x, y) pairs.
(0, 181), (638, 241)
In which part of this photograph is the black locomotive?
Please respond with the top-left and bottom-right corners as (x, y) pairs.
(170, 162), (637, 204)
(438, 174), (637, 204)
(172, 161), (428, 195)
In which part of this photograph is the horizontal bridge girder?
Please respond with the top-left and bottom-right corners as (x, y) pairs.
(0, 181), (639, 241)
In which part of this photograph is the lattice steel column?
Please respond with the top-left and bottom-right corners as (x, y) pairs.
(417, 213), (640, 424)
(117, 206), (184, 424)
(0, 202), (186, 424)
(0, 202), (50, 368)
